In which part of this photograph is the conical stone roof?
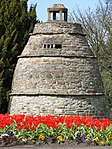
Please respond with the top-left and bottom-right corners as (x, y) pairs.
(9, 4), (109, 117)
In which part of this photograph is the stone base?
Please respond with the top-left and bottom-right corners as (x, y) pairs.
(9, 95), (109, 118)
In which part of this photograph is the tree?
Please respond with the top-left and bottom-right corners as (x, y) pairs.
(70, 0), (112, 108)
(0, 0), (37, 113)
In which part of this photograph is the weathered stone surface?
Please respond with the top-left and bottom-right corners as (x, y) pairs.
(10, 95), (109, 118)
(33, 23), (84, 34)
(9, 4), (109, 117)
(11, 57), (104, 95)
(21, 34), (93, 57)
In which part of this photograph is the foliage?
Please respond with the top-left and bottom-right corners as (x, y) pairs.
(70, 0), (112, 108)
(0, 114), (112, 146)
(0, 0), (37, 113)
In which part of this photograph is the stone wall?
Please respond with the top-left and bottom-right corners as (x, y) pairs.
(10, 95), (109, 118)
(11, 57), (104, 95)
(21, 34), (93, 57)
(33, 22), (83, 34)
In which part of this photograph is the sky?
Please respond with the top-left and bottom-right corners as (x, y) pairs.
(28, 0), (100, 22)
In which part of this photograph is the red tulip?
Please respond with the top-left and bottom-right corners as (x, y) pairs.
(17, 124), (23, 131)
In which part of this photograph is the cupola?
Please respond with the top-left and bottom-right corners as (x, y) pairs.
(47, 4), (68, 22)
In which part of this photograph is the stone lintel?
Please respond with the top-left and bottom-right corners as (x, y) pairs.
(48, 8), (68, 12)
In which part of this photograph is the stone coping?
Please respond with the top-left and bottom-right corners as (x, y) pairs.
(10, 93), (105, 96)
(17, 55), (97, 58)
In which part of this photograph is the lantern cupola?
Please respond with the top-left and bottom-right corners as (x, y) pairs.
(47, 4), (68, 22)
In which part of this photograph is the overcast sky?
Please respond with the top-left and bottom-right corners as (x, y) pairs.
(28, 0), (100, 22)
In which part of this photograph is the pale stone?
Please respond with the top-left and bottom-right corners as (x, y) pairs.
(9, 4), (110, 118)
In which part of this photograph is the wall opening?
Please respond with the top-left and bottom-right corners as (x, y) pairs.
(43, 44), (62, 49)
(55, 44), (62, 49)
(48, 44), (50, 48)
(50, 12), (53, 20)
(56, 12), (59, 20)
(44, 44), (46, 48)
(62, 12), (64, 21)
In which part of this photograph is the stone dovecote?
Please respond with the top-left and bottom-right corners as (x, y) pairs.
(9, 4), (109, 117)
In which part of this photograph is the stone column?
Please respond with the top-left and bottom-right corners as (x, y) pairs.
(60, 10), (62, 21)
(48, 11), (51, 21)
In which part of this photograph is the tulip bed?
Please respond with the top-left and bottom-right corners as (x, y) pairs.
(0, 114), (112, 147)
